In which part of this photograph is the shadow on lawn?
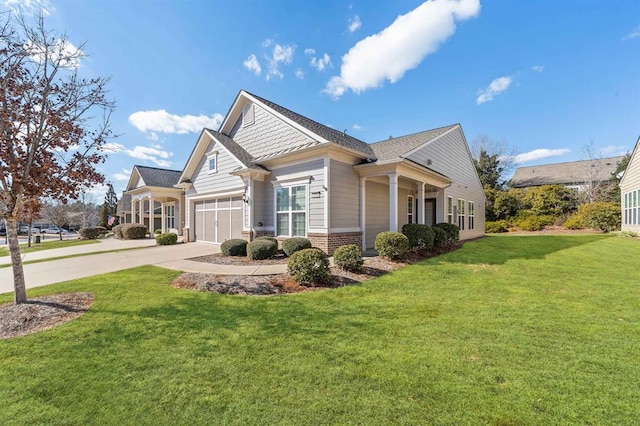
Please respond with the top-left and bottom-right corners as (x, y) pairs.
(442, 234), (611, 266)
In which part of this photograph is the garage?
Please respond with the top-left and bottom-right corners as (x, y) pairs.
(193, 197), (243, 243)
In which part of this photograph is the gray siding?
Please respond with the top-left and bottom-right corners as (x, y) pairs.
(191, 139), (245, 195)
(365, 180), (390, 248)
(252, 180), (273, 229)
(407, 127), (485, 238)
(329, 159), (360, 229)
(269, 159), (325, 231)
(229, 102), (317, 160)
(621, 142), (640, 232)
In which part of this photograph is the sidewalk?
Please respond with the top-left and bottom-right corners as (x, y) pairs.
(0, 239), (289, 295)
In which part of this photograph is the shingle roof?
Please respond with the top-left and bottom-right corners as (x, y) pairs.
(370, 124), (458, 161)
(246, 91), (377, 160)
(510, 156), (625, 187)
(205, 129), (254, 168)
(135, 165), (183, 188)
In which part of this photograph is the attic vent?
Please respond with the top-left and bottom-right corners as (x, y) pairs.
(242, 103), (255, 127)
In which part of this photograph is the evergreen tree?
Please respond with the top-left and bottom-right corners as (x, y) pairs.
(99, 184), (119, 229)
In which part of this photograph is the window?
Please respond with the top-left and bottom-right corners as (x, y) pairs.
(407, 195), (414, 224)
(242, 103), (254, 127)
(458, 199), (465, 231)
(207, 152), (217, 174)
(468, 201), (475, 230)
(165, 205), (175, 229)
(276, 185), (307, 237)
(447, 197), (453, 224)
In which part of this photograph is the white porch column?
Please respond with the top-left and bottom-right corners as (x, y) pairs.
(360, 177), (367, 251)
(139, 199), (144, 226)
(417, 182), (425, 224)
(161, 202), (166, 233)
(247, 178), (254, 238)
(131, 198), (137, 224)
(149, 198), (155, 234)
(389, 173), (398, 232)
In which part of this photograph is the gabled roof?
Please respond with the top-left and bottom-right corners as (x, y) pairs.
(243, 91), (377, 160)
(370, 124), (459, 161)
(204, 129), (254, 168)
(134, 165), (183, 188)
(510, 156), (625, 188)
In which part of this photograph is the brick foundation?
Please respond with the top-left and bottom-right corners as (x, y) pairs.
(307, 232), (363, 255)
(242, 230), (275, 243)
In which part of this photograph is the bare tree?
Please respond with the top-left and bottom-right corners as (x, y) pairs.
(41, 199), (72, 240)
(0, 12), (115, 303)
(576, 142), (615, 203)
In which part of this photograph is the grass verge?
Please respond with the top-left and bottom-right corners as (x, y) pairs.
(0, 239), (98, 257)
(0, 235), (638, 424)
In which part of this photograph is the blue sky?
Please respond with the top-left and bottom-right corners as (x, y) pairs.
(3, 0), (639, 201)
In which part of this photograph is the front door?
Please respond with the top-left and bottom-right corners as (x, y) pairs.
(425, 199), (436, 226)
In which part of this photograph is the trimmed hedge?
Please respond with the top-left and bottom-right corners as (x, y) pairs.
(154, 229), (162, 235)
(282, 237), (312, 257)
(287, 248), (330, 285)
(432, 226), (448, 248)
(433, 223), (460, 244)
(333, 244), (363, 272)
(112, 224), (124, 239)
(247, 239), (278, 260)
(79, 227), (102, 240)
(375, 231), (409, 260)
(155, 232), (178, 245)
(221, 239), (248, 256)
(255, 236), (278, 248)
(401, 223), (435, 250)
(120, 223), (148, 240)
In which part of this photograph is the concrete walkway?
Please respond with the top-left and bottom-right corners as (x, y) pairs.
(0, 239), (288, 294)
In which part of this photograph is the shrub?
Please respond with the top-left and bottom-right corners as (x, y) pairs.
(247, 239), (278, 260)
(375, 231), (409, 259)
(563, 213), (586, 230)
(120, 223), (148, 239)
(155, 232), (178, 245)
(287, 248), (330, 285)
(525, 185), (579, 216)
(514, 215), (544, 231)
(485, 220), (509, 233)
(79, 227), (102, 240)
(620, 231), (639, 238)
(432, 226), (448, 248)
(154, 229), (162, 235)
(333, 244), (363, 272)
(255, 235), (278, 248)
(112, 224), (124, 239)
(433, 223), (460, 244)
(401, 223), (435, 250)
(579, 202), (621, 233)
(282, 237), (312, 257)
(221, 239), (248, 256)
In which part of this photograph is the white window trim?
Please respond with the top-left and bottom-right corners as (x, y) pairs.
(207, 151), (218, 175)
(447, 196), (453, 224)
(458, 199), (465, 231)
(274, 184), (309, 238)
(407, 195), (414, 224)
(468, 201), (475, 230)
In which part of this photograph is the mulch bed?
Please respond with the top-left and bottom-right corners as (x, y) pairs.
(0, 292), (94, 340)
(173, 244), (462, 296)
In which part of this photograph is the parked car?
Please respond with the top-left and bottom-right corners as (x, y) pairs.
(42, 227), (68, 234)
(0, 227), (6, 236)
(18, 226), (40, 235)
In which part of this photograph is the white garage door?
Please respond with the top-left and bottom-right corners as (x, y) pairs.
(194, 197), (243, 243)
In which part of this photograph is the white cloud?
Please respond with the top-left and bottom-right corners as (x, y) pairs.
(113, 168), (132, 182)
(324, 0), (480, 99)
(129, 110), (223, 135)
(295, 69), (305, 79)
(352, 124), (362, 130)
(532, 65), (544, 72)
(511, 148), (570, 164)
(476, 76), (512, 105)
(266, 43), (295, 80)
(101, 142), (125, 153)
(304, 48), (316, 56)
(348, 15), (362, 33)
(623, 24), (640, 40)
(599, 145), (628, 157)
(125, 146), (173, 167)
(243, 54), (262, 76)
(310, 53), (332, 71)
(2, 0), (53, 16)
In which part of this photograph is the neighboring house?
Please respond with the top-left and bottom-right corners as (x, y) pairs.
(510, 156), (624, 192)
(118, 166), (184, 235)
(120, 90), (485, 253)
(620, 136), (640, 232)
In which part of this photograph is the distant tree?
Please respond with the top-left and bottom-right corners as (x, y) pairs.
(599, 153), (632, 203)
(42, 199), (72, 240)
(471, 134), (515, 190)
(525, 185), (579, 217)
(0, 13), (115, 303)
(99, 184), (118, 229)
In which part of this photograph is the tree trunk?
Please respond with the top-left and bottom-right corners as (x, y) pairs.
(6, 217), (28, 303)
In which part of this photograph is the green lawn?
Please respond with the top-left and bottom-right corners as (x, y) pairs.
(0, 235), (638, 425)
(0, 238), (98, 257)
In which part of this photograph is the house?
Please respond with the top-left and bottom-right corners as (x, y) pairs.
(510, 156), (624, 192)
(620, 137), (640, 232)
(119, 90), (485, 253)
